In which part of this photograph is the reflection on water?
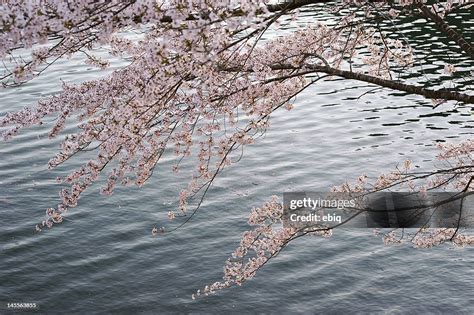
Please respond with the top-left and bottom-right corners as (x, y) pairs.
(0, 4), (473, 314)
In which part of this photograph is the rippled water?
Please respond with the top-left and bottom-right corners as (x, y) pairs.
(1, 6), (473, 314)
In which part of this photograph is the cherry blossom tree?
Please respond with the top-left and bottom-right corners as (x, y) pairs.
(1, 0), (473, 297)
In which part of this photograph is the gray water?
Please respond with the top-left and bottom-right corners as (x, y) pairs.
(1, 6), (473, 314)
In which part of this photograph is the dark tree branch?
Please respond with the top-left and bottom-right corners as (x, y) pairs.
(222, 64), (474, 104)
(266, 0), (331, 12)
(415, 1), (474, 59)
(304, 65), (474, 104)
